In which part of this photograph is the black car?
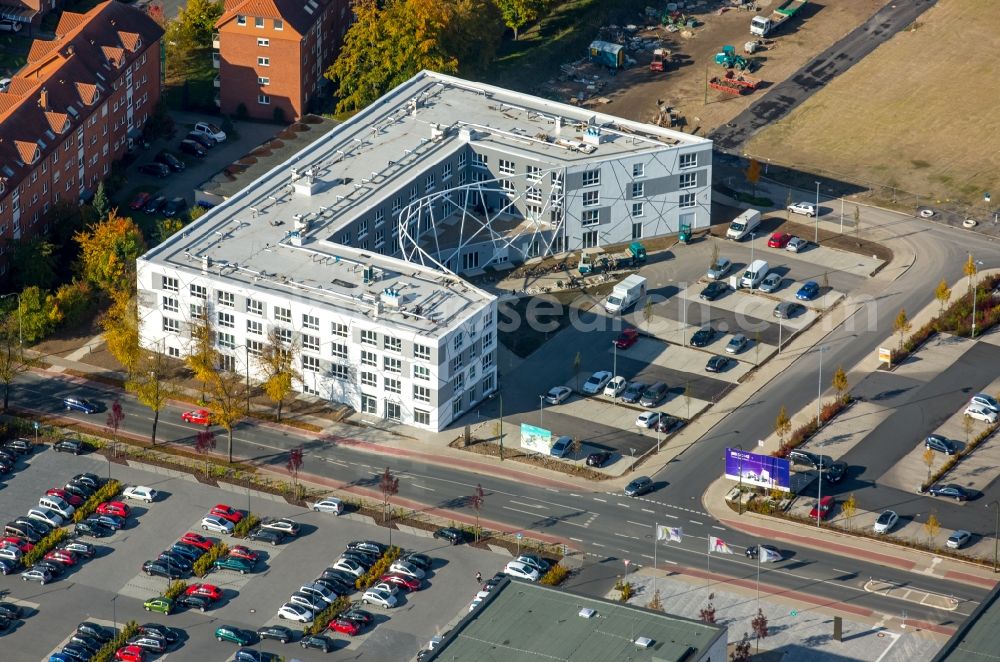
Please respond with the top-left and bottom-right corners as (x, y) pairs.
(0, 448), (16, 464)
(823, 461), (848, 484)
(347, 540), (386, 555)
(139, 623), (180, 644)
(340, 549), (378, 567)
(176, 593), (213, 612)
(127, 635), (168, 654)
(0, 458), (11, 473)
(179, 139), (207, 158)
(144, 195), (167, 214)
(774, 301), (805, 319)
(0, 602), (21, 620)
(142, 560), (185, 579)
(925, 434), (957, 455)
(77, 621), (113, 642)
(654, 415), (684, 434)
(54, 438), (84, 454)
(706, 355), (731, 373)
(4, 522), (39, 543)
(186, 131), (216, 149)
(404, 553), (433, 572)
(300, 634), (334, 653)
(928, 484), (971, 501)
(138, 162), (170, 178)
(64, 482), (94, 501)
(639, 382), (668, 408)
(699, 281), (729, 301)
(75, 520), (113, 538)
(586, 451), (612, 467)
(59, 540), (97, 558)
(341, 608), (374, 627)
(247, 528), (285, 546)
(319, 568), (357, 587)
(258, 624), (295, 644)
(15, 517), (51, 537)
(65, 396), (100, 414)
(312, 576), (351, 596)
(168, 543), (202, 562)
(154, 150), (186, 172)
(61, 644), (94, 661)
(72, 473), (102, 489)
(690, 326), (716, 347)
(624, 476), (653, 497)
(158, 551), (193, 572)
(0, 559), (17, 575)
(68, 633), (103, 653)
(37, 559), (66, 577)
(432, 527), (464, 545)
(161, 197), (187, 217)
(87, 514), (124, 531)
(235, 650), (280, 662)
(4, 438), (32, 454)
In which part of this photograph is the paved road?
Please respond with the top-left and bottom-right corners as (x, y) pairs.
(710, 0), (939, 152)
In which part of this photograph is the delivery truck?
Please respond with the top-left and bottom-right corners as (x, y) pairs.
(604, 274), (647, 314)
(750, 0), (807, 37)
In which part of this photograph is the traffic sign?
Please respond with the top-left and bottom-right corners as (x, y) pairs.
(33, 422), (39, 430)
(624, 559), (631, 566)
(516, 533), (522, 540)
(790, 609), (798, 617)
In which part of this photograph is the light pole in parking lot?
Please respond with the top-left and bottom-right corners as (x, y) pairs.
(538, 395), (545, 428)
(814, 181), (821, 244)
(749, 232), (756, 275)
(971, 257), (984, 338)
(989, 501), (1000, 573)
(111, 594), (117, 631)
(816, 345), (828, 527)
(735, 444), (744, 515)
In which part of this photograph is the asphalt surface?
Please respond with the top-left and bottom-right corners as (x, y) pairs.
(710, 0), (940, 152)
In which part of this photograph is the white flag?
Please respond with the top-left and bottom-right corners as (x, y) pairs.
(657, 525), (683, 542)
(709, 535), (733, 554)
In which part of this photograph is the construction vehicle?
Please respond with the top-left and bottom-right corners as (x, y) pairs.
(650, 48), (670, 72)
(713, 45), (751, 71)
(751, 0), (808, 37)
(577, 247), (604, 274)
(601, 242), (646, 271)
(708, 70), (760, 96)
(678, 223), (692, 244)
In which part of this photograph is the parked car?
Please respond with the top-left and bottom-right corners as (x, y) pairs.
(177, 595), (214, 615)
(289, 592), (326, 613)
(5, 438), (31, 454)
(142, 597), (174, 615)
(178, 139), (206, 158)
(312, 497), (344, 515)
(621, 381), (646, 404)
(639, 382), (668, 407)
(300, 634), (334, 653)
(361, 587), (398, 608)
(180, 532), (214, 550)
(604, 376), (627, 397)
(88, 513), (125, 531)
(823, 461), (848, 483)
(760, 272), (783, 293)
(380, 573), (421, 592)
(129, 192), (152, 210)
(347, 540), (385, 555)
(154, 150), (185, 172)
(143, 560), (184, 580)
(260, 517), (300, 536)
(699, 281), (729, 301)
(194, 121), (226, 142)
(549, 435), (572, 459)
(201, 515), (235, 534)
(63, 397), (99, 414)
(161, 197), (187, 217)
(213, 556), (255, 574)
(114, 645), (144, 662)
(514, 554), (550, 573)
(144, 195), (167, 214)
(947, 530), (972, 550)
(614, 328), (640, 349)
(587, 451), (612, 467)
(706, 257), (732, 280)
(774, 301), (804, 319)
(54, 438), (84, 454)
(215, 626), (255, 645)
(97, 501), (131, 518)
(122, 485), (158, 503)
(925, 434), (957, 455)
(75, 520), (113, 538)
(965, 404), (998, 424)
(228, 545), (259, 562)
(635, 411), (662, 429)
(787, 201), (816, 217)
(248, 528), (285, 546)
(767, 232), (791, 248)
(543, 385), (571, 405)
(809, 496), (835, 520)
(690, 326), (716, 347)
(624, 476), (653, 497)
(726, 334), (748, 354)
(503, 561), (540, 582)
(28, 508), (64, 528)
(21, 566), (53, 584)
(581, 371), (613, 395)
(73, 473), (102, 489)
(655, 415), (684, 434)
(796, 281), (820, 301)
(186, 131), (216, 149)
(403, 553), (433, 572)
(787, 237), (808, 252)
(126, 636), (166, 654)
(873, 510), (899, 534)
(706, 355), (731, 373)
(257, 624), (295, 644)
(210, 504), (243, 523)
(971, 393), (1000, 413)
(138, 623), (180, 645)
(328, 617), (362, 636)
(59, 540), (96, 558)
(185, 583), (223, 600)
(928, 484), (971, 501)
(138, 163), (170, 178)
(388, 560), (425, 580)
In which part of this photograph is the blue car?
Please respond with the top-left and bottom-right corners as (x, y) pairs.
(796, 281), (820, 301)
(63, 397), (99, 414)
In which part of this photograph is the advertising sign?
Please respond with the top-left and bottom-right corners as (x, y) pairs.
(725, 447), (790, 492)
(520, 423), (553, 454)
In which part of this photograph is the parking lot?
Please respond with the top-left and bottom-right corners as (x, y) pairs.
(0, 450), (507, 660)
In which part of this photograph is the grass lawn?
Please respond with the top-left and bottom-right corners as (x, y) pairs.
(165, 48), (217, 112)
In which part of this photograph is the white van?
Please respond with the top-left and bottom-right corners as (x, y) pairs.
(726, 209), (762, 241)
(741, 259), (769, 289)
(39, 496), (75, 519)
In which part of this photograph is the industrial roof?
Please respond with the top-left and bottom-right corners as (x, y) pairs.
(426, 578), (726, 662)
(932, 582), (1000, 661)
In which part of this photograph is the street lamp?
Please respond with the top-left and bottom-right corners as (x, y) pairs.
(735, 444), (744, 515)
(498, 390), (504, 462)
(814, 181), (821, 244)
(749, 232), (756, 274)
(816, 345), (828, 527)
(971, 257), (985, 338)
(538, 395), (545, 427)
(989, 501), (1000, 573)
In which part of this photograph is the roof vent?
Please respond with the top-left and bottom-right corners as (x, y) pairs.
(380, 288), (401, 308)
(293, 166), (318, 197)
(408, 97), (420, 116)
(583, 125), (604, 146)
(430, 123), (444, 141)
(200, 255), (212, 273)
(634, 637), (654, 649)
(578, 608), (596, 619)
(459, 127), (475, 142)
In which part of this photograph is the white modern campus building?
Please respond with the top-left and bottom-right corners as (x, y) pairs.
(136, 71), (712, 431)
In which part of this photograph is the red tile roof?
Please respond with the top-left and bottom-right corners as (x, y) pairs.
(217, 0), (333, 35)
(117, 31), (141, 52)
(101, 45), (125, 68)
(14, 140), (39, 165)
(73, 81), (98, 105)
(27, 39), (58, 64)
(43, 111), (69, 134)
(54, 10), (88, 37)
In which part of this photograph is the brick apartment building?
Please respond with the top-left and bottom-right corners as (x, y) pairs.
(0, 1), (163, 277)
(0, 0), (64, 30)
(214, 0), (350, 122)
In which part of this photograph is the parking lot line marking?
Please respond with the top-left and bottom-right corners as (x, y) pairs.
(509, 500), (547, 510)
(641, 508), (655, 513)
(627, 521), (652, 528)
(411, 484), (435, 491)
(593, 497), (607, 502)
(689, 520), (703, 525)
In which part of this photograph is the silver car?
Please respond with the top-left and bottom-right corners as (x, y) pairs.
(760, 272), (782, 293)
(706, 257), (732, 280)
(786, 237), (808, 252)
(362, 587), (398, 608)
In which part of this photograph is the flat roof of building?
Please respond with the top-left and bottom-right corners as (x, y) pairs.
(426, 578), (726, 662)
(933, 582), (1000, 661)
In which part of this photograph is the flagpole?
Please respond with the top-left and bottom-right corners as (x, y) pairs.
(756, 547), (761, 610)
(653, 523), (658, 600)
(706, 537), (711, 587)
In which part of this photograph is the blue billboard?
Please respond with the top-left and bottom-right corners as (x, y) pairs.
(725, 448), (790, 492)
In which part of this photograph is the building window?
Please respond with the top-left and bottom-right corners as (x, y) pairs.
(582, 209), (600, 226)
(163, 296), (178, 313)
(331, 342), (347, 359)
(425, 173), (435, 192)
(525, 187), (542, 203)
(582, 190), (599, 207)
(258, 77), (270, 86)
(274, 306), (291, 323)
(163, 276), (178, 292)
(472, 152), (487, 168)
(498, 159), (515, 175)
(190, 303), (204, 320)
(247, 299), (263, 316)
(453, 332), (464, 351)
(679, 153), (698, 169)
(526, 165), (541, 182)
(217, 290), (235, 307)
(633, 162), (645, 178)
(219, 354), (236, 371)
(679, 192), (696, 208)
(631, 182), (644, 198)
(246, 340), (263, 357)
(414, 385), (431, 402)
(303, 355), (320, 373)
(582, 230), (598, 248)
(274, 19), (283, 29)
(332, 322), (348, 337)
(414, 343), (431, 361)
(384, 336), (401, 352)
(302, 314), (319, 330)
(331, 364), (349, 380)
(384, 357), (401, 374)
(361, 329), (377, 346)
(257, 57), (269, 66)
(442, 163), (452, 180)
(360, 394), (377, 414)
(191, 284), (207, 299)
(302, 334), (319, 352)
(482, 330), (494, 348)
(526, 205), (542, 221)
(632, 222), (643, 240)
(582, 169), (600, 186)
(276, 328), (292, 344)
(680, 172), (697, 189)
(385, 378), (401, 395)
(361, 350), (377, 367)
(361, 372), (377, 388)
(257, 38), (269, 46)
(162, 318), (179, 333)
(237, 15), (246, 25)
(631, 202), (644, 217)
(375, 208), (384, 226)
(482, 351), (494, 369)
(168, 346), (180, 358)
(414, 365), (430, 381)
(247, 320), (263, 335)
(255, 16), (264, 27)
(218, 312), (235, 328)
(414, 409), (430, 426)
(258, 94), (270, 105)
(218, 333), (235, 349)
(382, 401), (399, 421)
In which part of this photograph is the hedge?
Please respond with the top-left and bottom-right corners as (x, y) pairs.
(72, 479), (122, 523)
(192, 541), (229, 578)
(539, 564), (569, 586)
(304, 595), (351, 636)
(163, 580), (188, 601)
(91, 621), (139, 662)
(21, 528), (68, 567)
(921, 423), (999, 491)
(775, 397), (852, 458)
(233, 513), (260, 539)
(354, 546), (402, 591)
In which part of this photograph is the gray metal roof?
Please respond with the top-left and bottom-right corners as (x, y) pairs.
(933, 582), (1000, 661)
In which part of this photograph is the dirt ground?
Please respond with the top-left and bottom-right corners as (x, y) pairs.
(746, 0), (999, 207)
(541, 0), (884, 135)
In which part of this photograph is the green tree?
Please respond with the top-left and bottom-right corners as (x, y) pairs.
(176, 0), (223, 44)
(774, 405), (791, 447)
(207, 368), (248, 463)
(257, 327), (300, 422)
(893, 308), (911, 350)
(74, 211), (146, 295)
(935, 278), (951, 314)
(157, 217), (185, 244)
(495, 0), (545, 40)
(126, 348), (176, 445)
(16, 286), (57, 343)
(102, 290), (140, 376)
(0, 314), (36, 410)
(9, 238), (57, 290)
(92, 181), (111, 220)
(964, 253), (978, 292)
(443, 0), (503, 73)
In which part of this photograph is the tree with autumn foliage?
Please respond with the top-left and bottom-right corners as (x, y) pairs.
(187, 311), (219, 401)
(74, 211), (146, 295)
(256, 327), (300, 422)
(101, 290), (141, 376)
(126, 348), (177, 445)
(495, 0), (546, 40)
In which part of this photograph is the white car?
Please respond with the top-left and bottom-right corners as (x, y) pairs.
(300, 582), (336, 604)
(786, 237), (808, 253)
(27, 508), (64, 528)
(333, 558), (365, 578)
(0, 546), (22, 562)
(193, 121), (226, 142)
(965, 404), (998, 424)
(581, 371), (613, 395)
(200, 515), (235, 534)
(947, 530), (972, 550)
(362, 587), (398, 608)
(370, 582), (400, 596)
(504, 561), (540, 582)
(970, 393), (1000, 414)
(122, 485), (158, 503)
(388, 560), (425, 580)
(277, 602), (313, 623)
(873, 510), (898, 534)
(543, 386), (572, 405)
(635, 411), (662, 429)
(787, 202), (816, 217)
(603, 376), (627, 398)
(312, 497), (344, 515)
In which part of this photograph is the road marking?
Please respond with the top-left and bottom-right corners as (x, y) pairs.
(410, 484), (435, 491)
(570, 537), (583, 542)
(641, 554), (653, 560)
(712, 526), (726, 531)
(546, 488), (559, 493)
(663, 514), (678, 519)
(509, 500), (547, 510)
(641, 508), (655, 513)
(570, 494), (581, 497)
(593, 498), (607, 503)
(501, 506), (590, 528)
(689, 520), (703, 526)
(592, 542), (605, 548)
(833, 568), (853, 574)
(627, 521), (652, 528)
(617, 503), (630, 509)
(614, 532), (639, 540)
(662, 559), (678, 565)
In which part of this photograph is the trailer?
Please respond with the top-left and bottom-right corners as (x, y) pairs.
(709, 70), (760, 96)
(589, 40), (625, 69)
(751, 0), (808, 37)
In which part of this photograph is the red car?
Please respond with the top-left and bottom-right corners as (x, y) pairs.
(1, 536), (33, 553)
(809, 495), (835, 520)
(115, 645), (145, 662)
(97, 501), (131, 518)
(185, 583), (223, 600)
(181, 409), (212, 426)
(129, 192), (151, 211)
(210, 504), (243, 523)
(614, 328), (640, 349)
(180, 532), (214, 551)
(46, 488), (84, 507)
(327, 618), (362, 636)
(767, 232), (791, 248)
(228, 545), (259, 562)
(380, 573), (421, 591)
(44, 549), (77, 566)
